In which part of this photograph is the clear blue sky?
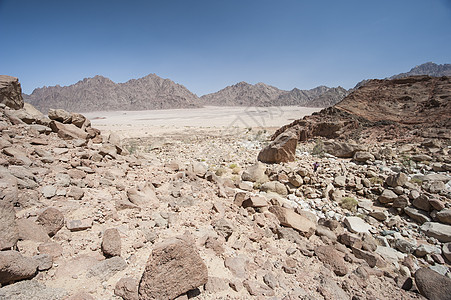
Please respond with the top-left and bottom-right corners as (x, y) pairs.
(1, 0), (450, 95)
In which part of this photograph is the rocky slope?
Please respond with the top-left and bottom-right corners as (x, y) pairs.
(200, 82), (348, 108)
(24, 74), (201, 113)
(273, 75), (451, 143)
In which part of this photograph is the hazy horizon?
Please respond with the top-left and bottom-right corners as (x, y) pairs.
(1, 0), (450, 95)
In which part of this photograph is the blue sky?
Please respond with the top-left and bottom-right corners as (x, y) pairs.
(1, 0), (450, 95)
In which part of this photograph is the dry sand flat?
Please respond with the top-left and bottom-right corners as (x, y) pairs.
(84, 106), (321, 138)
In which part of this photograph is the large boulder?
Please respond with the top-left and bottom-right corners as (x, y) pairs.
(0, 198), (19, 250)
(269, 206), (316, 237)
(49, 120), (88, 140)
(323, 140), (366, 158)
(102, 228), (122, 257)
(0, 75), (24, 110)
(0, 250), (39, 284)
(37, 208), (65, 237)
(241, 162), (268, 183)
(48, 108), (72, 123)
(138, 238), (208, 300)
(257, 130), (297, 163)
(421, 222), (451, 243)
(414, 267), (451, 300)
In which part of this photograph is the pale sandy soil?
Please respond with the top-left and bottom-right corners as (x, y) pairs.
(84, 106), (321, 138)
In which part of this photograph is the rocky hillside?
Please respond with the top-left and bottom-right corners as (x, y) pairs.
(273, 75), (451, 143)
(200, 82), (348, 107)
(24, 74), (201, 113)
(390, 62), (451, 79)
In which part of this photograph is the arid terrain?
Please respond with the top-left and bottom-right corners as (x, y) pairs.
(1, 74), (451, 300)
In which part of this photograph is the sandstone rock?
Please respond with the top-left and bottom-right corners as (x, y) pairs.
(2, 147), (32, 166)
(404, 207), (431, 224)
(288, 174), (303, 187)
(436, 209), (451, 225)
(334, 175), (346, 187)
(378, 189), (398, 204)
(260, 181), (288, 196)
(414, 267), (451, 300)
(38, 242), (63, 258)
(257, 130), (297, 163)
(99, 144), (117, 158)
(315, 245), (348, 276)
(68, 186), (84, 200)
(429, 199), (445, 211)
(241, 162), (268, 183)
(412, 194), (432, 212)
(411, 154), (433, 162)
(269, 206), (316, 237)
(33, 254), (53, 271)
(323, 140), (365, 158)
(102, 228), (121, 257)
(87, 256), (127, 280)
(48, 109), (72, 123)
(0, 198), (19, 250)
(0, 250), (38, 284)
(393, 195), (409, 209)
(421, 222), (451, 243)
(353, 151), (374, 162)
(0, 75), (24, 109)
(352, 247), (380, 268)
(49, 120), (88, 140)
(37, 208), (64, 237)
(138, 238), (208, 300)
(115, 277), (139, 300)
(415, 244), (441, 257)
(70, 112), (87, 128)
(386, 172), (408, 188)
(241, 195), (268, 208)
(344, 216), (371, 234)
(338, 232), (363, 249)
(66, 219), (93, 231)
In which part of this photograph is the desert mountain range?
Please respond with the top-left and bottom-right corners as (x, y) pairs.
(24, 62), (451, 113)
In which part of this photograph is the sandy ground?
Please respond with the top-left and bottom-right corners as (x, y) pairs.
(84, 106), (320, 138)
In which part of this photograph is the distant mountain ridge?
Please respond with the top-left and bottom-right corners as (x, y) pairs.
(24, 74), (200, 113)
(200, 82), (348, 108)
(23, 62), (451, 113)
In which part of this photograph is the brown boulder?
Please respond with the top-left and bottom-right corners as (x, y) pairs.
(115, 277), (139, 300)
(48, 108), (72, 123)
(269, 206), (316, 237)
(257, 130), (297, 163)
(0, 250), (38, 284)
(0, 75), (24, 110)
(0, 198), (19, 250)
(138, 238), (208, 300)
(414, 267), (451, 300)
(49, 120), (88, 140)
(37, 208), (65, 237)
(315, 245), (348, 276)
(102, 228), (122, 257)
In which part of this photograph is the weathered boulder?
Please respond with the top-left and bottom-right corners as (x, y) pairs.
(241, 162), (268, 183)
(87, 256), (127, 280)
(138, 238), (208, 300)
(0, 198), (19, 250)
(260, 181), (288, 196)
(436, 209), (451, 225)
(323, 140), (365, 158)
(344, 216), (372, 234)
(102, 228), (122, 257)
(414, 267), (451, 300)
(378, 189), (398, 204)
(353, 151), (374, 163)
(257, 130), (297, 163)
(0, 75), (24, 109)
(404, 207), (431, 224)
(49, 120), (88, 140)
(269, 206), (316, 237)
(37, 207), (65, 237)
(421, 222), (451, 243)
(386, 172), (408, 188)
(315, 245), (348, 276)
(115, 277), (139, 300)
(48, 108), (72, 123)
(0, 250), (38, 284)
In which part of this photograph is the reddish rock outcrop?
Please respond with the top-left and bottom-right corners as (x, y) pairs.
(272, 76), (451, 142)
(0, 75), (24, 110)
